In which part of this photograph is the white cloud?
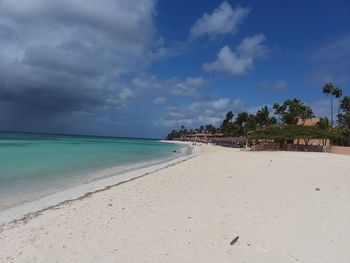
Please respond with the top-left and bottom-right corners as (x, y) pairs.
(185, 76), (208, 88)
(155, 97), (246, 128)
(203, 34), (270, 75)
(259, 80), (288, 92)
(132, 75), (209, 97)
(153, 96), (166, 105)
(190, 2), (249, 40)
(171, 77), (209, 96)
(131, 75), (160, 90)
(0, 0), (157, 40)
(106, 88), (135, 108)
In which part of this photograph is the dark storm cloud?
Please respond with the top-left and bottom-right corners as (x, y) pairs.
(1, 83), (103, 112)
(0, 0), (159, 131)
(23, 42), (103, 77)
(0, 55), (107, 113)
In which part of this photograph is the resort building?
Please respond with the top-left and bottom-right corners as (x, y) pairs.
(180, 133), (224, 143)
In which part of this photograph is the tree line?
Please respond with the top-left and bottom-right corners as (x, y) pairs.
(166, 83), (350, 146)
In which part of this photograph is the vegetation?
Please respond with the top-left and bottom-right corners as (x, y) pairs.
(322, 83), (343, 127)
(250, 125), (340, 147)
(166, 83), (349, 148)
(338, 95), (350, 145)
(273, 98), (314, 125)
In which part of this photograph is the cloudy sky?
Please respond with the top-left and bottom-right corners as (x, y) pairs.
(0, 0), (349, 138)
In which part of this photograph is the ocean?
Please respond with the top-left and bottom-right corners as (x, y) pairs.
(0, 132), (184, 211)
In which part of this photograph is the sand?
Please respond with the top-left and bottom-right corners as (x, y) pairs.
(1, 144), (350, 262)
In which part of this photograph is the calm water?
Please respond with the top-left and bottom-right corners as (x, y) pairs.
(0, 132), (184, 210)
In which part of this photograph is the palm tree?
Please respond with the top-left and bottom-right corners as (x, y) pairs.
(246, 114), (257, 131)
(220, 111), (235, 136)
(273, 102), (285, 123)
(235, 112), (248, 126)
(273, 98), (314, 125)
(205, 124), (216, 134)
(256, 106), (271, 127)
(225, 111), (234, 122)
(322, 83), (334, 127)
(234, 112), (248, 136)
(180, 125), (188, 135)
(332, 87), (343, 127)
(341, 96), (350, 112)
(299, 105), (314, 124)
(341, 113), (350, 130)
(340, 96), (350, 143)
(317, 117), (331, 129)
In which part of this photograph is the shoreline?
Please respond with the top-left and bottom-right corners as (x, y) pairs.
(0, 141), (196, 225)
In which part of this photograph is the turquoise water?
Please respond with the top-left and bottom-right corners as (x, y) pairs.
(0, 132), (184, 210)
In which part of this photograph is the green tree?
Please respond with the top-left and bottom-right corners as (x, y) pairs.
(233, 112), (248, 136)
(220, 111), (235, 136)
(235, 112), (248, 126)
(332, 87), (343, 127)
(316, 117), (331, 130)
(225, 111), (234, 122)
(179, 125), (188, 135)
(339, 114), (350, 130)
(250, 125), (341, 150)
(273, 98), (314, 125)
(339, 96), (350, 144)
(316, 117), (332, 145)
(205, 124), (217, 134)
(245, 114), (257, 132)
(166, 129), (180, 140)
(256, 106), (276, 127)
(341, 96), (350, 112)
(199, 125), (204, 133)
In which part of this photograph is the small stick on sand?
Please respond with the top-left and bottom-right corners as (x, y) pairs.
(230, 236), (239, 246)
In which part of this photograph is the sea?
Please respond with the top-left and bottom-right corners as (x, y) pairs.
(0, 131), (185, 211)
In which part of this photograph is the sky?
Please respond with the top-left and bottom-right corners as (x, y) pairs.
(0, 0), (349, 138)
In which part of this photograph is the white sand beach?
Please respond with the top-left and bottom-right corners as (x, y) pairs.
(1, 144), (350, 262)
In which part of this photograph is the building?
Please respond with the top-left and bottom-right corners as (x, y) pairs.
(180, 133), (224, 143)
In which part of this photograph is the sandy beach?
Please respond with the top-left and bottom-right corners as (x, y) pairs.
(1, 143), (350, 262)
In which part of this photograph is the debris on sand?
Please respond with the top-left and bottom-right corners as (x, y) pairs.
(230, 236), (239, 246)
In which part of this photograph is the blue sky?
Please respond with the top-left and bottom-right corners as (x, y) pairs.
(0, 0), (349, 138)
